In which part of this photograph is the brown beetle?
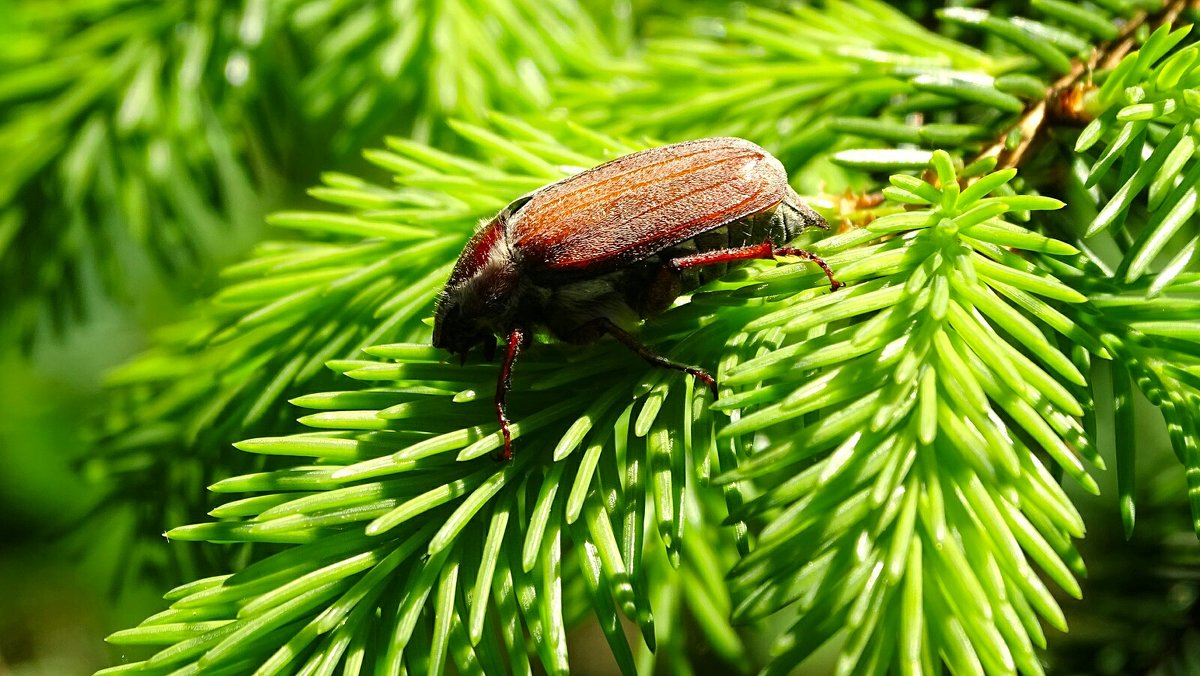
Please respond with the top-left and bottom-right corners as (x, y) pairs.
(433, 137), (840, 460)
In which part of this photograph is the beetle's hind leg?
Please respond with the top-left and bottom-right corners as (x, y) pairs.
(589, 318), (718, 397)
(667, 240), (843, 291)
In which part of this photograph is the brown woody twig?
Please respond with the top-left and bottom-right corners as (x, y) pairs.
(977, 0), (1197, 170)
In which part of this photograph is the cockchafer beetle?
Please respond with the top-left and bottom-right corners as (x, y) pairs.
(433, 137), (841, 460)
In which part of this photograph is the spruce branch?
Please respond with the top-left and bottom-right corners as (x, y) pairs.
(980, 0), (1198, 169)
(561, 0), (994, 170)
(85, 1), (1200, 673)
(720, 152), (1093, 674)
(1036, 256), (1200, 536)
(0, 1), (263, 347)
(102, 130), (1097, 673)
(86, 117), (633, 583)
(0, 0), (620, 347)
(268, 0), (620, 156)
(769, 0), (1200, 541)
(1033, 12), (1200, 536)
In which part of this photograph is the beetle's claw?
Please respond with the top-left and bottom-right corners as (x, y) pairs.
(496, 425), (514, 462)
(690, 369), (719, 398)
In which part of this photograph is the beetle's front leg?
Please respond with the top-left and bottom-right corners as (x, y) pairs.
(494, 327), (526, 461)
(667, 240), (843, 291)
(587, 318), (718, 398)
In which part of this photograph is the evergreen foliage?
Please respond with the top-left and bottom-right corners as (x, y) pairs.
(19, 0), (1195, 673)
(89, 119), (628, 582)
(0, 0), (618, 346)
(1, 1), (262, 346)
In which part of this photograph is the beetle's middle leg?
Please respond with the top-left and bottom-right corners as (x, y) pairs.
(494, 327), (526, 461)
(667, 240), (843, 291)
(584, 317), (718, 397)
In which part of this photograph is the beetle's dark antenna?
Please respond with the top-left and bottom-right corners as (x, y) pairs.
(596, 318), (719, 397)
(494, 327), (525, 461)
(668, 240), (843, 291)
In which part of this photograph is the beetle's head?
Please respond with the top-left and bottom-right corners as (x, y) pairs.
(433, 221), (521, 360)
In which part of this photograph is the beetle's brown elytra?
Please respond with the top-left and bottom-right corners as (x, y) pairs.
(433, 137), (842, 460)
